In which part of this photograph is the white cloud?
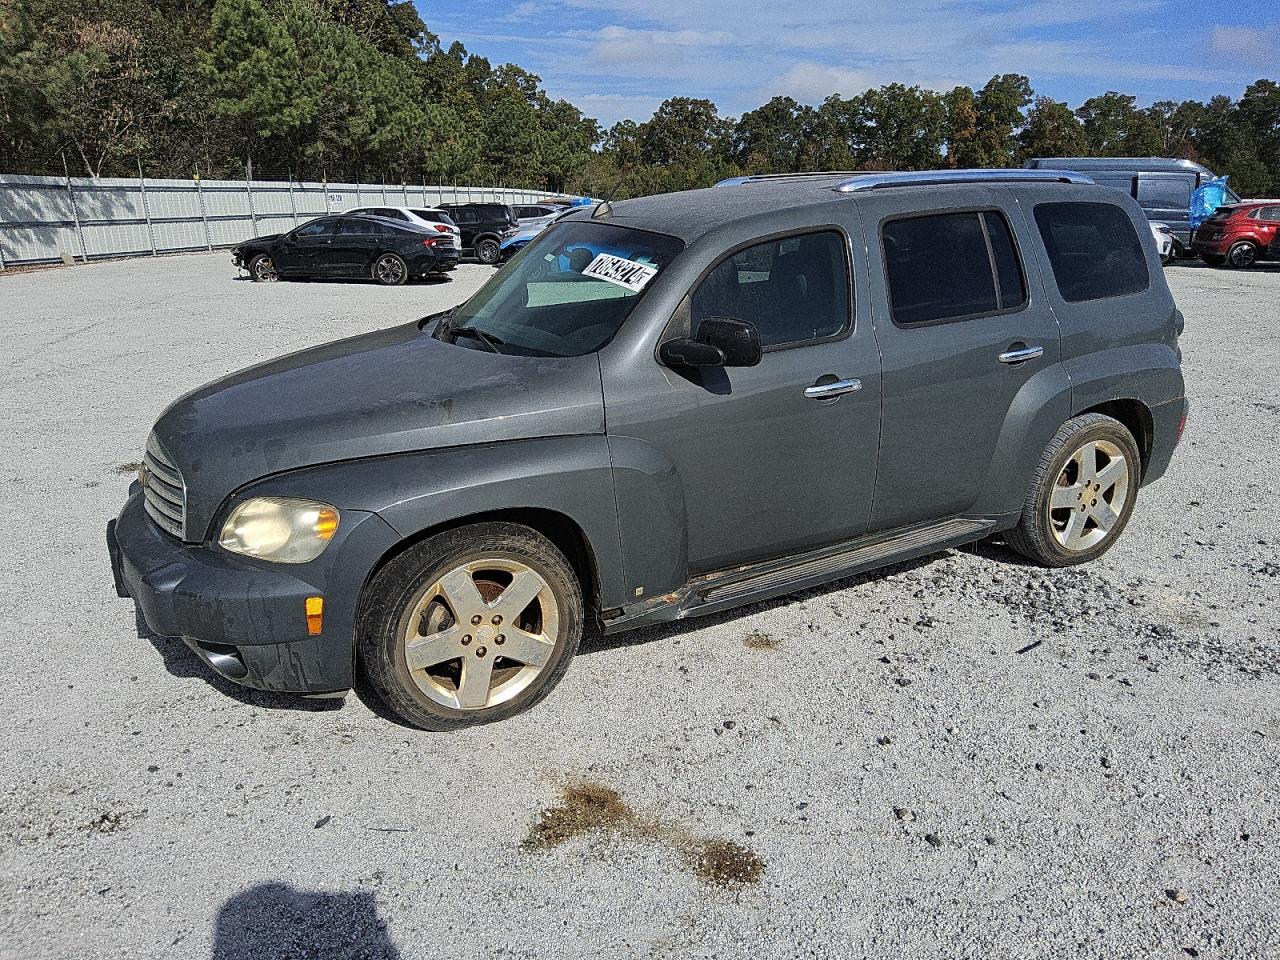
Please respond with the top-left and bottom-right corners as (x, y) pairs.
(769, 63), (884, 102)
(581, 25), (734, 65)
(1210, 25), (1280, 67)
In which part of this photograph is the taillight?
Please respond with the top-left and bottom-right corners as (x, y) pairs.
(422, 237), (440, 248)
(433, 224), (451, 233)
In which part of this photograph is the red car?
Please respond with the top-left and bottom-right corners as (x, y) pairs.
(1191, 201), (1280, 268)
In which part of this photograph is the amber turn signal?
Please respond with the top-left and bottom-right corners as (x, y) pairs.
(305, 596), (324, 636)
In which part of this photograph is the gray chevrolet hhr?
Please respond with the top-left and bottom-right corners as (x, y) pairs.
(108, 169), (1189, 730)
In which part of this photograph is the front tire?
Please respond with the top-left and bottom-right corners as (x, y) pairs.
(372, 253), (408, 286)
(1225, 241), (1258, 269)
(1005, 414), (1140, 567)
(475, 238), (501, 265)
(358, 522), (583, 730)
(248, 254), (277, 282)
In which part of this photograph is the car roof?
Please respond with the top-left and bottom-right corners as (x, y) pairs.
(348, 205), (446, 214)
(344, 214), (430, 231)
(574, 170), (1107, 245)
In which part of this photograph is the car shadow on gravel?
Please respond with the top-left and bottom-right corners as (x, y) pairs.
(134, 609), (343, 715)
(212, 882), (401, 959)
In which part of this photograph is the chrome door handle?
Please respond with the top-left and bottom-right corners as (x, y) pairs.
(998, 345), (1044, 364)
(804, 378), (862, 399)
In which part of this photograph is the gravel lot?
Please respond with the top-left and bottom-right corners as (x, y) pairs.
(2, 254), (1278, 960)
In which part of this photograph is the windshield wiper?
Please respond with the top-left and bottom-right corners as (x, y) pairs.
(451, 324), (503, 354)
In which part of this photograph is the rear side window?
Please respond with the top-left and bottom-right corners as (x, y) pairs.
(1137, 177), (1191, 211)
(691, 231), (850, 348)
(1034, 202), (1149, 303)
(1256, 206), (1280, 222)
(881, 210), (1026, 326)
(337, 218), (379, 236)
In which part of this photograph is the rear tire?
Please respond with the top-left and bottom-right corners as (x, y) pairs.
(358, 522), (583, 731)
(1225, 241), (1258, 269)
(475, 238), (501, 265)
(1005, 414), (1141, 568)
(372, 253), (408, 286)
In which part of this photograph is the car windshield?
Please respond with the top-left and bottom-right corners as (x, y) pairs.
(440, 221), (684, 357)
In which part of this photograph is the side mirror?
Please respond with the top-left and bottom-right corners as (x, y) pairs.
(660, 337), (725, 367)
(697, 317), (762, 367)
(660, 316), (763, 369)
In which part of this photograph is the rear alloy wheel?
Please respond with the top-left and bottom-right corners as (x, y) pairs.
(373, 253), (408, 286)
(1006, 413), (1140, 567)
(248, 254), (278, 282)
(475, 238), (501, 265)
(1225, 241), (1258, 269)
(358, 522), (583, 730)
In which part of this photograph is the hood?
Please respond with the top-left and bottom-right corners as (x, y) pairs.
(236, 233), (282, 249)
(153, 321), (605, 538)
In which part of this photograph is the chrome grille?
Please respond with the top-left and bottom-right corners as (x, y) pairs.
(141, 433), (186, 539)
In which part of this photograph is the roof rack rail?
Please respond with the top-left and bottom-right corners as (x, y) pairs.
(715, 171), (878, 187)
(831, 169), (1094, 192)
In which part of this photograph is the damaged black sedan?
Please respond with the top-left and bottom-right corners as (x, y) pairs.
(232, 214), (459, 286)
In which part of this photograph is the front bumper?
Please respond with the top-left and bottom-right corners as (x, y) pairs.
(108, 488), (400, 693)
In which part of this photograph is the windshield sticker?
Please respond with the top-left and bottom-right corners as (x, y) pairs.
(581, 253), (658, 292)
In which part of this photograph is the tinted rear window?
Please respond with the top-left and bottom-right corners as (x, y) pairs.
(882, 210), (1026, 326)
(338, 218), (380, 235)
(411, 209), (451, 224)
(1033, 202), (1149, 303)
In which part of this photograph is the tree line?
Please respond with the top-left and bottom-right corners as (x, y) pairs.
(1, 0), (1277, 197)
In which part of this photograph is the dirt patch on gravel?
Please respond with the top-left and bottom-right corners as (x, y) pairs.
(524, 780), (764, 889)
(742, 631), (781, 651)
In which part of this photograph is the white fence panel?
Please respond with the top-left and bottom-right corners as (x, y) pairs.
(0, 173), (552, 267)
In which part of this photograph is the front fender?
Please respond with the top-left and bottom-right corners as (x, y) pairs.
(239, 436), (628, 611)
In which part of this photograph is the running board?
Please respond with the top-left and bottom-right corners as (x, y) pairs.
(603, 517), (994, 632)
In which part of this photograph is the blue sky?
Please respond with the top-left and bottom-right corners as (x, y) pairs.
(418, 1), (1279, 128)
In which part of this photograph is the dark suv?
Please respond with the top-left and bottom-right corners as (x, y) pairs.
(438, 202), (518, 264)
(109, 169), (1188, 730)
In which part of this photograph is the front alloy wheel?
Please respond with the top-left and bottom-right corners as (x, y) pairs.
(403, 558), (560, 710)
(249, 254), (277, 282)
(359, 522), (582, 730)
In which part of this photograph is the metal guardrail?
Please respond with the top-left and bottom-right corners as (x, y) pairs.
(0, 174), (546, 268)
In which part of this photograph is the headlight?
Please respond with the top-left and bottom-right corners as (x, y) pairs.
(218, 497), (339, 564)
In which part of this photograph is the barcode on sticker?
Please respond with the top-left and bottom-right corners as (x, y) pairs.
(581, 253), (658, 292)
